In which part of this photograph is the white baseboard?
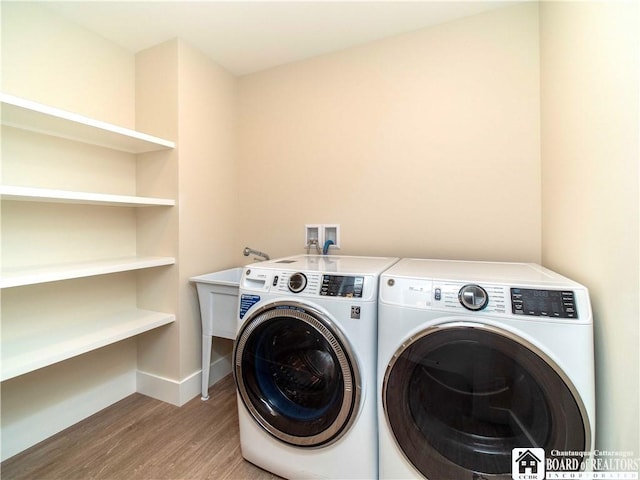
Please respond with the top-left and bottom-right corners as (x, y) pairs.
(136, 353), (232, 406)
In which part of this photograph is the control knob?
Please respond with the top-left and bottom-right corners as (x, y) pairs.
(288, 272), (307, 293)
(458, 284), (489, 311)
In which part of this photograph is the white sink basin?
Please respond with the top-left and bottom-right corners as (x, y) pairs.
(190, 267), (243, 340)
(190, 267), (242, 286)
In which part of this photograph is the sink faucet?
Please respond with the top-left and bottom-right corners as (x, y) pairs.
(243, 247), (270, 261)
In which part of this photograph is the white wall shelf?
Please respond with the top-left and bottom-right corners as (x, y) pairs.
(0, 185), (175, 207)
(0, 93), (176, 394)
(1, 93), (175, 153)
(1, 50), (178, 457)
(1, 309), (175, 381)
(1, 256), (176, 289)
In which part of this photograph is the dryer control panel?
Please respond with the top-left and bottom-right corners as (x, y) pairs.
(511, 288), (577, 318)
(380, 277), (582, 320)
(438, 283), (508, 314)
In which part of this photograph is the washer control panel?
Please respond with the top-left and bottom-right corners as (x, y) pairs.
(240, 268), (376, 300)
(284, 272), (365, 297)
(320, 275), (364, 298)
(511, 288), (577, 318)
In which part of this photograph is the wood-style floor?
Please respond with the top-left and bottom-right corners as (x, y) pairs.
(1, 375), (283, 480)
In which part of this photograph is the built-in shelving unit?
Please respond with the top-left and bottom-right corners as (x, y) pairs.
(1, 93), (177, 381)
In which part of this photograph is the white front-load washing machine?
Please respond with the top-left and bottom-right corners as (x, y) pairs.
(377, 258), (595, 480)
(233, 254), (398, 479)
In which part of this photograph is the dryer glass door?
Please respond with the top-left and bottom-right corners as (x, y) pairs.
(234, 302), (361, 447)
(383, 323), (589, 479)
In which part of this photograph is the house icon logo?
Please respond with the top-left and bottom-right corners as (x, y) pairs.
(512, 448), (545, 480)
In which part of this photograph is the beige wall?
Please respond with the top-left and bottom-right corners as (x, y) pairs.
(129, 39), (240, 386)
(134, 38), (239, 383)
(238, 3), (541, 262)
(540, 1), (639, 452)
(175, 40), (238, 377)
(1, 2), (135, 126)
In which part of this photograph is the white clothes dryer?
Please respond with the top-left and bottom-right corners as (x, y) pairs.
(377, 258), (595, 480)
(233, 254), (398, 479)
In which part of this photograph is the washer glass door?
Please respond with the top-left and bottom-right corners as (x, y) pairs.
(234, 302), (360, 447)
(383, 323), (589, 479)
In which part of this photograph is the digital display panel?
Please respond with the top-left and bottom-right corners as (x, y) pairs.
(321, 275), (364, 298)
(511, 288), (577, 319)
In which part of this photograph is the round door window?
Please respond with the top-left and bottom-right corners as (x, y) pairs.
(234, 302), (360, 447)
(383, 323), (589, 479)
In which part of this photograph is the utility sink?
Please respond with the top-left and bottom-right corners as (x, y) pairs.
(190, 267), (243, 400)
(191, 267), (243, 288)
(190, 267), (242, 339)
